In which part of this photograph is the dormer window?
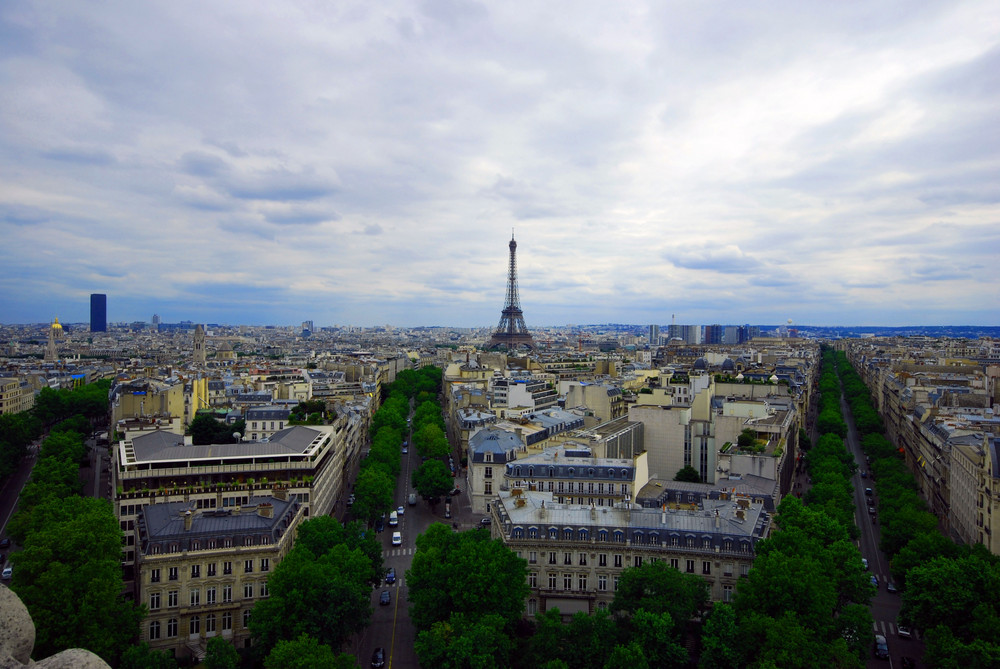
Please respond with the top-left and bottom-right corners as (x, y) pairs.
(485, 452), (493, 463)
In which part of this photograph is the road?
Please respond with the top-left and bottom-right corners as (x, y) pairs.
(342, 405), (475, 669)
(839, 396), (925, 668)
(0, 440), (39, 577)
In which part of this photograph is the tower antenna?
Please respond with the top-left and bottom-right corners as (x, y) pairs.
(487, 234), (534, 350)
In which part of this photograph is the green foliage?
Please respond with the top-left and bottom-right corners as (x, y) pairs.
(119, 642), (179, 669)
(673, 465), (701, 483)
(289, 400), (328, 424)
(0, 411), (42, 482)
(265, 634), (353, 669)
(407, 523), (528, 632)
(188, 412), (245, 445)
(737, 428), (756, 449)
(413, 422), (449, 460)
(412, 459), (454, 502)
(294, 515), (383, 586)
(699, 604), (741, 669)
(249, 543), (373, 655)
(414, 613), (514, 669)
(610, 560), (708, 625)
(353, 464), (395, 525)
(205, 635), (239, 669)
(9, 496), (142, 663)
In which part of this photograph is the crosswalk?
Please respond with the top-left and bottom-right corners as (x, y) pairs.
(873, 619), (915, 639)
(384, 547), (414, 558)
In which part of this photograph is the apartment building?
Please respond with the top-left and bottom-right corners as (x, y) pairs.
(114, 423), (351, 587)
(492, 488), (769, 616)
(564, 382), (625, 426)
(0, 376), (34, 415)
(468, 427), (526, 513)
(136, 495), (303, 660)
(245, 406), (291, 441)
(490, 375), (558, 416)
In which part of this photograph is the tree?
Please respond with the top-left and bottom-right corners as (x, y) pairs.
(414, 613), (514, 669)
(413, 423), (449, 460)
(264, 634), (354, 669)
(293, 516), (383, 586)
(407, 523), (528, 631)
(603, 642), (650, 669)
(626, 608), (687, 667)
(9, 496), (142, 662)
(737, 428), (757, 449)
(412, 459), (454, 503)
(610, 561), (708, 627)
(699, 604), (741, 669)
(674, 465), (701, 483)
(188, 413), (245, 445)
(353, 464), (394, 525)
(250, 544), (373, 655)
(119, 642), (179, 669)
(205, 635), (239, 669)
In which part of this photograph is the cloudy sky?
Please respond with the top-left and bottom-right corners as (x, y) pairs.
(1, 1), (998, 328)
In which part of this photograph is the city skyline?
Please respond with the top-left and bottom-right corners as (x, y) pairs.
(1, 2), (998, 327)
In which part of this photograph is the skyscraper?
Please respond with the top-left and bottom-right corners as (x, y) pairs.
(649, 324), (660, 346)
(90, 293), (107, 332)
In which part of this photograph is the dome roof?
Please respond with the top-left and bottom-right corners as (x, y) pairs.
(721, 358), (736, 370)
(693, 357), (708, 370)
(51, 317), (63, 330)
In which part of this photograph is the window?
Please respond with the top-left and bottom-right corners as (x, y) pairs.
(190, 589), (200, 607)
(578, 575), (588, 590)
(634, 556), (643, 567)
(207, 563), (216, 577)
(723, 585), (734, 602)
(206, 614), (216, 633)
(259, 582), (269, 597)
(261, 558), (270, 572)
(243, 610), (252, 629)
(599, 554), (607, 567)
(528, 572), (537, 588)
(222, 612), (232, 631)
(613, 575), (620, 591)
(614, 554), (623, 568)
(579, 553), (587, 566)
(741, 564), (750, 577)
(150, 568), (161, 583)
(563, 574), (572, 590)
(484, 481), (492, 494)
(724, 563), (733, 576)
(191, 564), (201, 578)
(548, 552), (556, 565)
(223, 561), (232, 575)
(244, 537), (254, 547)
(703, 561), (712, 575)
(149, 620), (160, 640)
(189, 615), (200, 635)
(557, 482), (565, 493)
(598, 574), (607, 591)
(223, 585), (232, 603)
(564, 528), (573, 540)
(167, 618), (177, 638)
(548, 574), (557, 589)
(686, 560), (695, 573)
(169, 567), (178, 581)
(564, 552), (572, 565)
(168, 590), (178, 608)
(244, 583), (254, 599)
(670, 558), (679, 570)
(484, 466), (493, 479)
(244, 559), (253, 573)
(206, 587), (216, 605)
(703, 539), (712, 549)
(528, 598), (538, 615)
(529, 551), (537, 564)
(149, 592), (161, 610)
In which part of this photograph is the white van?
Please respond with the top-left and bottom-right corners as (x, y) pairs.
(388, 510), (398, 527)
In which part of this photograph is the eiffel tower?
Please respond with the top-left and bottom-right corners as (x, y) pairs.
(488, 234), (535, 350)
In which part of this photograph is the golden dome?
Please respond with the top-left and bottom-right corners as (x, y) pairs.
(51, 317), (63, 330)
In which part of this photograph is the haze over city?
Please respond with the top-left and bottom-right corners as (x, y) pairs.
(1, 1), (998, 327)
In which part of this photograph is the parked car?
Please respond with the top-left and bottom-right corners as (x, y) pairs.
(374, 519), (384, 533)
(480, 517), (491, 526)
(379, 589), (391, 606)
(1, 566), (12, 580)
(391, 531), (402, 546)
(897, 623), (911, 638)
(874, 634), (889, 659)
(347, 494), (355, 506)
(385, 567), (396, 585)
(0, 538), (10, 549)
(402, 445), (408, 454)
(408, 493), (417, 506)
(865, 487), (873, 497)
(861, 558), (869, 571)
(396, 505), (404, 516)
(870, 575), (879, 588)
(861, 470), (867, 478)
(449, 487), (461, 496)
(887, 579), (898, 593)
(371, 647), (386, 668)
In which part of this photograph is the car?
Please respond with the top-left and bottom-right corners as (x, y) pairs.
(861, 558), (869, 571)
(408, 493), (417, 506)
(870, 575), (879, 588)
(402, 445), (408, 454)
(396, 505), (404, 516)
(874, 633), (889, 659)
(379, 589), (391, 606)
(886, 579), (898, 593)
(385, 567), (396, 585)
(374, 519), (384, 533)
(449, 487), (461, 496)
(391, 531), (402, 546)
(403, 440), (408, 447)
(346, 494), (355, 506)
(865, 487), (873, 497)
(868, 506), (877, 515)
(861, 470), (867, 478)
(897, 623), (911, 638)
(1, 566), (11, 580)
(444, 507), (451, 519)
(480, 517), (491, 526)
(0, 538), (10, 549)
(371, 647), (386, 668)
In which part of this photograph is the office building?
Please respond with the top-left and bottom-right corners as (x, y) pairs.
(90, 293), (107, 332)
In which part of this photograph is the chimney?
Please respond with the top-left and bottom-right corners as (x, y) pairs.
(715, 509), (720, 528)
(183, 510), (193, 531)
(539, 500), (547, 520)
(257, 502), (274, 518)
(590, 504), (597, 520)
(272, 484), (288, 501)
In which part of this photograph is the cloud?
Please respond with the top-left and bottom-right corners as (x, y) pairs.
(663, 244), (764, 274)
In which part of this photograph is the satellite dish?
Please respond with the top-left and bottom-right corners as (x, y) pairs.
(233, 432), (242, 442)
